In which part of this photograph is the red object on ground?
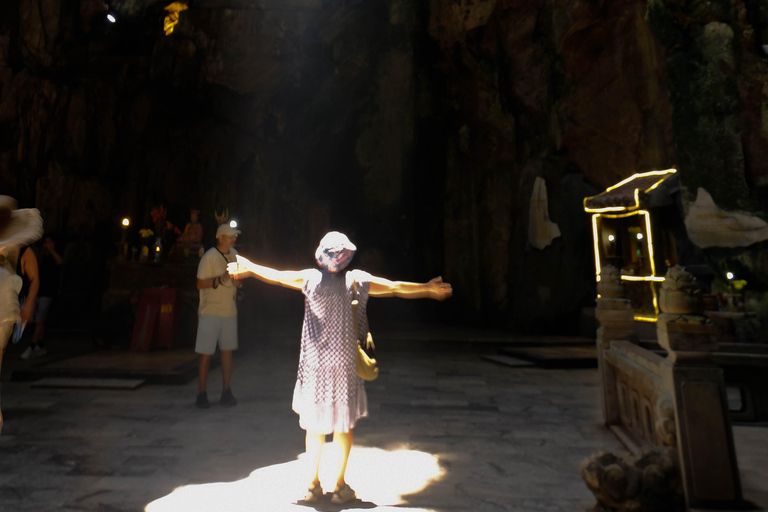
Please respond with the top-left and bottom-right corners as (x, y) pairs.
(130, 288), (177, 351)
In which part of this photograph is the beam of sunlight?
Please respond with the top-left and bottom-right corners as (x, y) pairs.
(145, 444), (443, 512)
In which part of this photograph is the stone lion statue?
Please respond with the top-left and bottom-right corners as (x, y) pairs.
(579, 447), (683, 512)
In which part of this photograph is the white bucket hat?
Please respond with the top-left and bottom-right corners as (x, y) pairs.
(315, 231), (356, 272)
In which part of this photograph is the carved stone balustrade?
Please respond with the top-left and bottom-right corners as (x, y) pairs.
(585, 265), (743, 511)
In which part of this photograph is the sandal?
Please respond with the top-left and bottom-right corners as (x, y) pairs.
(330, 483), (356, 504)
(304, 483), (323, 502)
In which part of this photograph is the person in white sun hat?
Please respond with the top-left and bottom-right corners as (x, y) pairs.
(194, 223), (243, 409)
(228, 231), (452, 505)
(0, 196), (43, 434)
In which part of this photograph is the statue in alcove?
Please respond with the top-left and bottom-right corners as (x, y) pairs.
(171, 209), (203, 260)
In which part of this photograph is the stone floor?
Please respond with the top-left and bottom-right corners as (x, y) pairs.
(0, 334), (766, 512)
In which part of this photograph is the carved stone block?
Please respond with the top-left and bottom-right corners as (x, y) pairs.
(596, 298), (634, 330)
(667, 365), (743, 507)
(657, 314), (717, 362)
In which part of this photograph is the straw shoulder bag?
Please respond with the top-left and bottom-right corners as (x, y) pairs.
(352, 280), (378, 381)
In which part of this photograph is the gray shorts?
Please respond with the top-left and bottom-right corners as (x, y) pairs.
(195, 314), (238, 355)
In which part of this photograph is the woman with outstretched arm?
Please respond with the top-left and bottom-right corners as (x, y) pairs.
(227, 231), (451, 505)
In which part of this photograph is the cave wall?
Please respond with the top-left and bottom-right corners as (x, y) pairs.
(645, 0), (768, 327)
(422, 0), (677, 328)
(1, 0), (767, 332)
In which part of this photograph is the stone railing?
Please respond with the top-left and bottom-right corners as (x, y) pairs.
(602, 338), (670, 451)
(583, 266), (742, 511)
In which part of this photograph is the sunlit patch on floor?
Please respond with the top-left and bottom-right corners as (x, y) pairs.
(145, 444), (444, 511)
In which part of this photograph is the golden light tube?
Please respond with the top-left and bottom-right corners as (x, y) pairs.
(583, 168), (677, 213)
(604, 168), (676, 194)
(584, 204), (631, 213)
(592, 214), (602, 281)
(641, 210), (657, 277)
(599, 211), (645, 220)
(620, 275), (665, 282)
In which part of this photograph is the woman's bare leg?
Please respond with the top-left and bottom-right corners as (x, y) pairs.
(305, 431), (326, 487)
(333, 429), (354, 489)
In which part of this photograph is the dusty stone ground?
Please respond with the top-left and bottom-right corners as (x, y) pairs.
(0, 334), (765, 512)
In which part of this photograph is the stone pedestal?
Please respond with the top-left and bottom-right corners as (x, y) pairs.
(595, 297), (635, 425)
(657, 313), (718, 363)
(657, 314), (742, 508)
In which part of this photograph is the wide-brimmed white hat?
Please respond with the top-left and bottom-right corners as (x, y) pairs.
(0, 196), (43, 248)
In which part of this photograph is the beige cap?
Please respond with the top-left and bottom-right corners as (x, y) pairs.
(216, 224), (241, 238)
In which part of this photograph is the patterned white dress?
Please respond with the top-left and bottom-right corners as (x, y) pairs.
(291, 268), (371, 434)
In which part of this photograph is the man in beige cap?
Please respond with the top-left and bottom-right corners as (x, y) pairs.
(0, 196), (43, 433)
(194, 224), (243, 409)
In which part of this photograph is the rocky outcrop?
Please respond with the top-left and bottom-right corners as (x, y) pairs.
(685, 188), (768, 248)
(554, 0), (676, 188)
(647, 0), (767, 211)
(424, 0), (675, 326)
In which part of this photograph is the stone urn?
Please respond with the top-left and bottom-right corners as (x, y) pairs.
(597, 265), (624, 298)
(659, 266), (704, 315)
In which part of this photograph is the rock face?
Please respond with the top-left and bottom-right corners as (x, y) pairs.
(647, 0), (768, 212)
(685, 188), (768, 249)
(1, 0), (766, 330)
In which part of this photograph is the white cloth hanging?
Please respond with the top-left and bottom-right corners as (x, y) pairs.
(528, 176), (561, 250)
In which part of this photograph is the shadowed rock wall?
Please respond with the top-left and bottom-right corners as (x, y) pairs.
(1, 0), (767, 332)
(419, 0), (676, 328)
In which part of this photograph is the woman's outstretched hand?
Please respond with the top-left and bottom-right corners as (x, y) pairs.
(226, 255), (305, 290)
(227, 261), (245, 278)
(428, 277), (452, 301)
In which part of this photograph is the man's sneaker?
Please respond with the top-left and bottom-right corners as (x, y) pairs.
(220, 389), (237, 406)
(195, 392), (210, 409)
(21, 345), (46, 360)
(20, 346), (34, 360)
